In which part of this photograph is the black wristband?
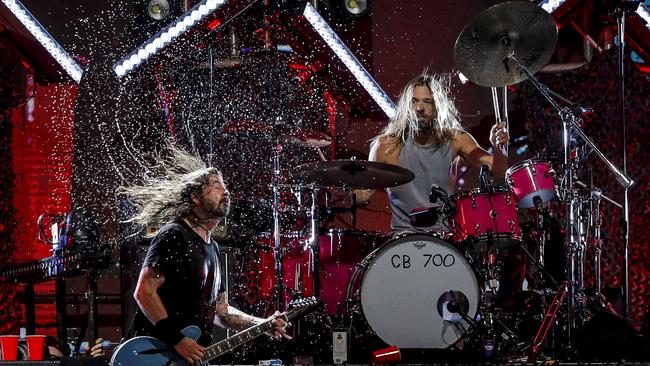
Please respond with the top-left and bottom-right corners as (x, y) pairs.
(154, 317), (185, 346)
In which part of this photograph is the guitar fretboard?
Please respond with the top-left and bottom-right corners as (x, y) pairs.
(202, 319), (274, 361)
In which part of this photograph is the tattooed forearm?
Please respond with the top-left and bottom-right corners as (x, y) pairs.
(214, 293), (262, 331)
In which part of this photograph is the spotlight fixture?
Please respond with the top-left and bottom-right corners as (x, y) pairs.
(637, 3), (650, 30)
(0, 0), (83, 83)
(342, 0), (370, 17)
(148, 0), (171, 20)
(303, 2), (394, 118)
(538, 0), (567, 13)
(114, 0), (230, 78)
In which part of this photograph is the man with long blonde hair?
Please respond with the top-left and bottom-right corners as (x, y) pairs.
(121, 146), (287, 365)
(358, 73), (509, 233)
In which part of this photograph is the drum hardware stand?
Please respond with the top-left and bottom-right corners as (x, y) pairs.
(271, 141), (323, 311)
(307, 187), (322, 299)
(590, 188), (603, 296)
(507, 52), (633, 350)
(532, 197), (548, 285)
(527, 280), (570, 363)
(613, 1), (639, 317)
(271, 142), (284, 311)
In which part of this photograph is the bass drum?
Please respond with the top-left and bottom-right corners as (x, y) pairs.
(352, 234), (480, 349)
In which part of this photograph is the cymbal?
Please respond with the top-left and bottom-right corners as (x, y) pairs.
(291, 160), (415, 189)
(280, 128), (332, 148)
(454, 1), (557, 87)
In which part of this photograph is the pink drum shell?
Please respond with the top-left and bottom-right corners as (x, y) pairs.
(506, 159), (557, 208)
(257, 230), (387, 315)
(449, 188), (521, 248)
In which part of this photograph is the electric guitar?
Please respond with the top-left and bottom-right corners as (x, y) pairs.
(110, 298), (320, 366)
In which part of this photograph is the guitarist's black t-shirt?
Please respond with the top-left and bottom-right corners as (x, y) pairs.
(132, 218), (225, 344)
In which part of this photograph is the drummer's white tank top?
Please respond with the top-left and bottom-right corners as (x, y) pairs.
(387, 137), (453, 234)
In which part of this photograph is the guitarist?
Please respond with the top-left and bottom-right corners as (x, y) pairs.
(121, 147), (288, 365)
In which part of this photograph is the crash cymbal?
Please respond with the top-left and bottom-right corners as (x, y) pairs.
(281, 128), (332, 148)
(291, 160), (415, 189)
(454, 1), (557, 87)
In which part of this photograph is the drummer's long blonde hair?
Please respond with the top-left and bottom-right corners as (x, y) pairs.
(379, 73), (461, 147)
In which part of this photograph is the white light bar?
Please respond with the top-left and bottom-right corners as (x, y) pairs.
(637, 3), (650, 30)
(538, 0), (567, 13)
(303, 2), (395, 118)
(114, 0), (227, 78)
(1, 0), (83, 83)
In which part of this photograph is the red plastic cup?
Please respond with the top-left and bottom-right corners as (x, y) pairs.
(26, 335), (46, 361)
(0, 335), (20, 360)
(370, 345), (401, 363)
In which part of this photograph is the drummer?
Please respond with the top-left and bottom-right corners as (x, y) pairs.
(356, 73), (510, 234)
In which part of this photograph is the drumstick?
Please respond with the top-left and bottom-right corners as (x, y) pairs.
(491, 87), (509, 157)
(315, 146), (327, 161)
(501, 87), (509, 157)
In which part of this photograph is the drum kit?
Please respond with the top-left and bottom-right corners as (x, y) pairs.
(235, 1), (635, 362)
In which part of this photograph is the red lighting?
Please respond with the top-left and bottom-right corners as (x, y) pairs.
(206, 18), (223, 30)
(288, 62), (309, 71)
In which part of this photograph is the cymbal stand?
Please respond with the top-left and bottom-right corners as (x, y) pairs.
(591, 188), (603, 296)
(307, 186), (321, 300)
(271, 141), (285, 311)
(507, 53), (633, 346)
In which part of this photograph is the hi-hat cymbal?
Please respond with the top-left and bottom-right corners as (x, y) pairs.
(291, 160), (415, 189)
(454, 1), (558, 87)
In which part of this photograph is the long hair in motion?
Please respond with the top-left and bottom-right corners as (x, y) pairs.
(120, 146), (221, 231)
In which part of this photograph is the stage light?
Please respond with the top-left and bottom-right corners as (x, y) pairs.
(147, 0), (170, 20)
(303, 2), (394, 118)
(342, 0), (370, 17)
(114, 0), (227, 78)
(637, 3), (650, 30)
(0, 0), (83, 83)
(539, 0), (567, 13)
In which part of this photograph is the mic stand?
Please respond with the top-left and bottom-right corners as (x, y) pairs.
(507, 53), (634, 348)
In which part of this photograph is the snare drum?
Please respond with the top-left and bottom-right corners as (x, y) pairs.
(349, 234), (480, 349)
(506, 159), (557, 208)
(449, 187), (521, 250)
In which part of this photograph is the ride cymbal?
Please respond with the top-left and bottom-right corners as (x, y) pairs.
(454, 1), (558, 87)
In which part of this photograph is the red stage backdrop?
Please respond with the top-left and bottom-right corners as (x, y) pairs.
(521, 51), (650, 323)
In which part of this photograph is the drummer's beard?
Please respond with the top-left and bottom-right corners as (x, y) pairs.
(413, 115), (435, 134)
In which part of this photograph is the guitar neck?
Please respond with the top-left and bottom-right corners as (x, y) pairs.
(201, 318), (275, 362)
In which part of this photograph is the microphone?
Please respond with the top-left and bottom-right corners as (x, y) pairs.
(430, 184), (456, 215)
(429, 184), (448, 204)
(479, 164), (492, 189)
(446, 300), (478, 328)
